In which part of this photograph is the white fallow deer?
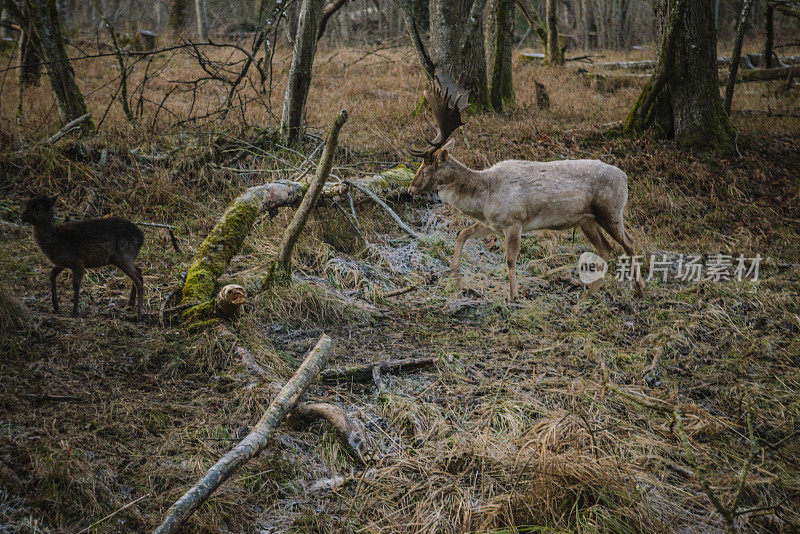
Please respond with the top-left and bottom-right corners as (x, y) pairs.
(407, 72), (645, 301)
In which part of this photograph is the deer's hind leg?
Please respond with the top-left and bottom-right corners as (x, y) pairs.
(598, 217), (645, 298)
(580, 221), (612, 298)
(503, 223), (523, 302)
(71, 266), (85, 317)
(117, 262), (144, 321)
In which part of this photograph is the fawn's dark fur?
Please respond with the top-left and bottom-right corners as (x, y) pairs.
(22, 194), (145, 320)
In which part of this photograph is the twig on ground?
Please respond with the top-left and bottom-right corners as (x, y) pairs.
(382, 285), (418, 299)
(602, 364), (765, 534)
(47, 113), (92, 144)
(77, 494), (149, 534)
(136, 222), (180, 252)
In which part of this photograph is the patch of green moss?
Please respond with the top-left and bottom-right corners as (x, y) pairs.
(181, 199), (261, 306)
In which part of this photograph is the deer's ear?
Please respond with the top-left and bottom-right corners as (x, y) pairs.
(436, 149), (448, 165)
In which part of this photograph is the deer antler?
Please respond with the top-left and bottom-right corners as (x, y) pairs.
(410, 72), (469, 160)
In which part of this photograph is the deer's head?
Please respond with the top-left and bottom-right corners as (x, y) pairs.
(408, 72), (468, 195)
(21, 194), (57, 226)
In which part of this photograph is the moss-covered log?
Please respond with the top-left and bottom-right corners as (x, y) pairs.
(179, 165), (415, 322)
(180, 181), (308, 322)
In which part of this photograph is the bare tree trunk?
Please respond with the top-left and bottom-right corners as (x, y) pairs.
(285, 0), (298, 43)
(169, 0), (188, 33)
(18, 1), (42, 87)
(486, 0), (514, 111)
(430, 0), (489, 107)
(724, 0), (753, 113)
(194, 0), (207, 39)
(396, 0), (435, 78)
(624, 0), (734, 155)
(31, 0), (94, 134)
(317, 0), (348, 40)
(545, 0), (563, 65)
(279, 0), (324, 146)
(764, 4), (774, 68)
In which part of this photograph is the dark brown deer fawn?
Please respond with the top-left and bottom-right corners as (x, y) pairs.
(21, 194), (146, 320)
(407, 72), (645, 301)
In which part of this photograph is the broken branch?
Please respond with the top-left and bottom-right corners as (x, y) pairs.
(153, 334), (334, 534)
(320, 356), (437, 383)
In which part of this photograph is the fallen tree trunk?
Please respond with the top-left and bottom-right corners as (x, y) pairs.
(596, 54), (800, 71)
(179, 164), (415, 322)
(720, 65), (800, 85)
(153, 334), (334, 534)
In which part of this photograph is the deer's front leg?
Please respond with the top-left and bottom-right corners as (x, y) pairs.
(503, 224), (522, 302)
(451, 222), (492, 281)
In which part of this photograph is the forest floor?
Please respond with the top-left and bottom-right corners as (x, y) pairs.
(1, 43), (800, 533)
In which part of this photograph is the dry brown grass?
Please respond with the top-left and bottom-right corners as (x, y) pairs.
(1, 38), (799, 533)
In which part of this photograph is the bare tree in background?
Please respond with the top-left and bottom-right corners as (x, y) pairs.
(195, 0), (208, 40)
(30, 0), (94, 134)
(545, 0), (563, 64)
(428, 0), (490, 107)
(280, 0), (325, 146)
(764, 3), (774, 67)
(486, 0), (514, 110)
(170, 0), (188, 33)
(10, 0), (42, 87)
(623, 0), (734, 155)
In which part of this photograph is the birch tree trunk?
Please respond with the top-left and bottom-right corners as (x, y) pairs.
(623, 0), (734, 155)
(724, 0), (754, 113)
(486, 0), (514, 111)
(279, 0), (324, 146)
(194, 0), (207, 40)
(154, 335), (334, 534)
(31, 0), (94, 134)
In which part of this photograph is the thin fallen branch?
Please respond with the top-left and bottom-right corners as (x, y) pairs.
(320, 356), (437, 383)
(47, 113), (92, 144)
(78, 494), (149, 534)
(153, 334), (334, 534)
(383, 285), (418, 298)
(268, 110), (349, 284)
(136, 221), (180, 252)
(344, 179), (422, 241)
(603, 365), (762, 534)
